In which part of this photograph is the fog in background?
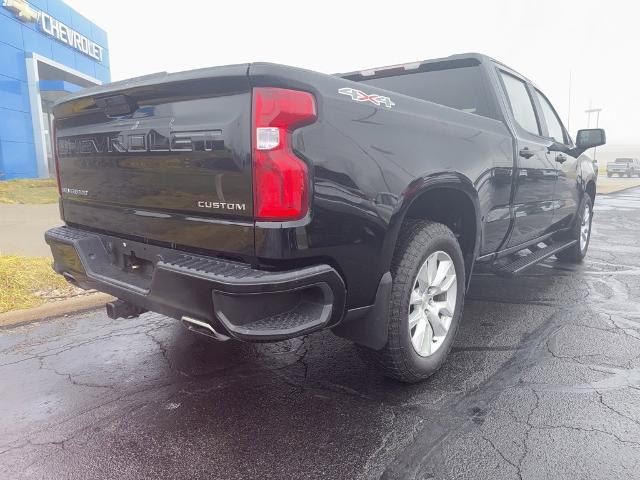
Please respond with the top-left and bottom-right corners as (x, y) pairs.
(65, 0), (639, 152)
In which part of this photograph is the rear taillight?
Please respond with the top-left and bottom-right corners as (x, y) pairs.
(52, 119), (61, 195)
(252, 87), (317, 221)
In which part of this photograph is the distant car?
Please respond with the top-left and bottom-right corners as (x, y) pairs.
(607, 158), (640, 177)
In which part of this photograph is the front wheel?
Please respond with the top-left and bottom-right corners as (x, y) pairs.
(607, 172), (612, 177)
(556, 195), (593, 263)
(358, 220), (465, 383)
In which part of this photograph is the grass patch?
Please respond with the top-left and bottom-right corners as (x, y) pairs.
(0, 254), (82, 313)
(0, 178), (59, 204)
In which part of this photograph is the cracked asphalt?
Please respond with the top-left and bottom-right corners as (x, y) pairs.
(2, 188), (640, 480)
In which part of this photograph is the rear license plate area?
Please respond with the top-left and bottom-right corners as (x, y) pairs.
(103, 238), (157, 289)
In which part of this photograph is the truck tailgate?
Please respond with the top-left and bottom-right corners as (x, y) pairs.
(53, 64), (254, 256)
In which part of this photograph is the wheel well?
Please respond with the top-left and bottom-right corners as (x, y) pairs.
(404, 187), (478, 268)
(586, 181), (596, 206)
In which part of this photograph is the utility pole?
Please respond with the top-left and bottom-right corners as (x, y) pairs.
(567, 70), (572, 132)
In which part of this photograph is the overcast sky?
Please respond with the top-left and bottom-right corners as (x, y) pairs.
(65, 0), (639, 145)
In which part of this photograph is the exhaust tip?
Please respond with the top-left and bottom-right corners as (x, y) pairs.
(62, 272), (78, 286)
(181, 316), (231, 342)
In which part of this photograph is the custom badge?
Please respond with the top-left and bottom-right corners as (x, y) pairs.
(338, 88), (395, 108)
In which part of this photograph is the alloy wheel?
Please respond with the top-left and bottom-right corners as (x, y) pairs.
(408, 251), (457, 357)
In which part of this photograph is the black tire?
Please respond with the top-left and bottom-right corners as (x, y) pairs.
(358, 220), (466, 383)
(607, 172), (612, 178)
(556, 195), (593, 263)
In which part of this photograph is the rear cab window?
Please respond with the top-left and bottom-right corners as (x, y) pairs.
(352, 60), (500, 121)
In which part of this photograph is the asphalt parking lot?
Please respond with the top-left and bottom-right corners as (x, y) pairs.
(2, 188), (640, 480)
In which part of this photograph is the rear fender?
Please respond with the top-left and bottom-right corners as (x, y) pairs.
(378, 172), (482, 288)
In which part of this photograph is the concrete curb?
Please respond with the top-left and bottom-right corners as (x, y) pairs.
(598, 183), (640, 195)
(0, 293), (114, 329)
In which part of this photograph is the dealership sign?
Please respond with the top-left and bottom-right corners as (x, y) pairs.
(2, 0), (104, 62)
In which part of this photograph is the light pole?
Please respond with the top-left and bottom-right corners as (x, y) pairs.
(585, 107), (602, 169)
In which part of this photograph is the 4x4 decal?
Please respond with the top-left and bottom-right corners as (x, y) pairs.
(338, 87), (395, 108)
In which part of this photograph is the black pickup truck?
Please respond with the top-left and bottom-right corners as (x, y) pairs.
(46, 53), (605, 382)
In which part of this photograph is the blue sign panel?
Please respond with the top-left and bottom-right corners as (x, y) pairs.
(0, 0), (110, 179)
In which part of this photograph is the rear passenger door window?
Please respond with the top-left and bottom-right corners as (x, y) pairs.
(534, 90), (566, 144)
(499, 72), (540, 135)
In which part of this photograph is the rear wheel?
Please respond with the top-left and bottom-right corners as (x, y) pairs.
(358, 220), (465, 383)
(556, 195), (593, 263)
(607, 172), (612, 177)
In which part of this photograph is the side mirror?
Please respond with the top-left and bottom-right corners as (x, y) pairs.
(576, 128), (606, 150)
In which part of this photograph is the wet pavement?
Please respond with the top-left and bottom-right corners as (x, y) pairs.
(2, 189), (640, 480)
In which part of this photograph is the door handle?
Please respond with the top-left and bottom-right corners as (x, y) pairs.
(555, 154), (567, 164)
(519, 147), (535, 159)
